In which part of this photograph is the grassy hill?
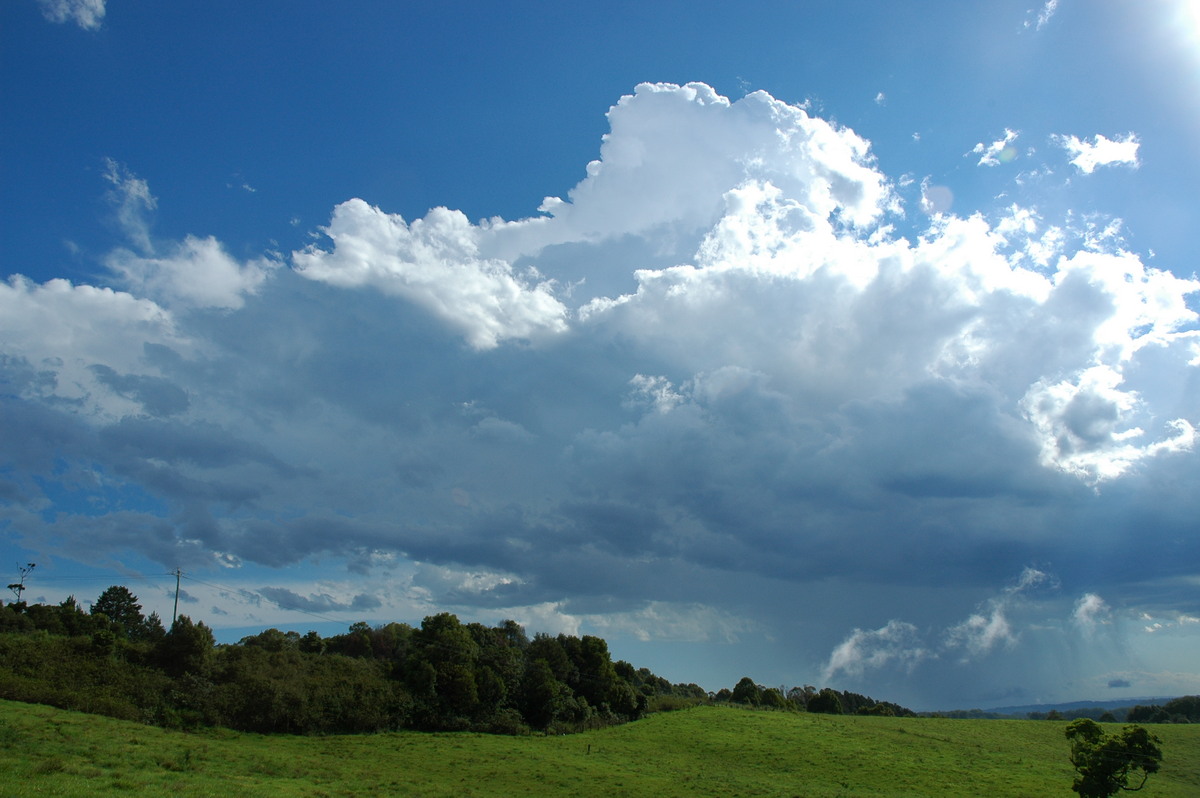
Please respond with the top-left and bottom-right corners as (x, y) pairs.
(2, 699), (1198, 797)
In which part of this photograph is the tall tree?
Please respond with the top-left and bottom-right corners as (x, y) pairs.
(91, 585), (145, 638)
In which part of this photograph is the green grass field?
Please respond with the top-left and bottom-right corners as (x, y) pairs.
(1, 699), (1197, 797)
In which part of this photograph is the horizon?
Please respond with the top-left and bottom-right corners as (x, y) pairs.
(3, 0), (1199, 712)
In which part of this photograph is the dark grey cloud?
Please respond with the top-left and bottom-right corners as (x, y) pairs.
(259, 586), (381, 614)
(88, 364), (189, 416)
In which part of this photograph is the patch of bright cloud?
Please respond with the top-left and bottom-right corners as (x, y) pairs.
(1141, 610), (1200, 633)
(292, 200), (568, 349)
(106, 235), (276, 311)
(37, 0), (105, 30)
(99, 161), (276, 310)
(1073, 593), (1111, 634)
(1054, 133), (1141, 174)
(971, 129), (1020, 166)
(826, 570), (1055, 679)
(1023, 365), (1196, 484)
(822, 620), (929, 681)
(943, 568), (1051, 661)
(1025, 0), (1060, 31)
(103, 158), (157, 255)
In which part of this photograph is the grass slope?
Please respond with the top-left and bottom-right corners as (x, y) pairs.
(1, 700), (1198, 797)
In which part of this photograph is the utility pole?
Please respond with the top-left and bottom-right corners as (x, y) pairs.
(172, 568), (182, 625)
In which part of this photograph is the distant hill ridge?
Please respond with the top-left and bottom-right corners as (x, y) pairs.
(951, 697), (1178, 717)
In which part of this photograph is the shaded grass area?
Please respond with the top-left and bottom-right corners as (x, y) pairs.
(1, 700), (1198, 796)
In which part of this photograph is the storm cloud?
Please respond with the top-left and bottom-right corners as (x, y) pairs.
(2, 83), (1197, 708)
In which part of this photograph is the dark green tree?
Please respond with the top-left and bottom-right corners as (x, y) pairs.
(57, 596), (96, 636)
(141, 610), (166, 641)
(520, 659), (585, 730)
(1162, 695), (1200, 722)
(808, 688), (844, 715)
(574, 635), (620, 712)
(760, 687), (788, 709)
(298, 630), (326, 654)
(156, 615), (215, 676)
(405, 613), (481, 726)
(1065, 718), (1163, 797)
(527, 633), (572, 683)
(91, 585), (145, 638)
(731, 676), (761, 705)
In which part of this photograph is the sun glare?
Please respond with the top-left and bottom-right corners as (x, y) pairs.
(1175, 0), (1200, 53)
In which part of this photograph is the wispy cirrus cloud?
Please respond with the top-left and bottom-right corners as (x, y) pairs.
(1025, 0), (1060, 31)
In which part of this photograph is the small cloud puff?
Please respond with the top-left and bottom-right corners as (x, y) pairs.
(1073, 593), (1111, 634)
(971, 129), (1020, 167)
(38, 0), (105, 30)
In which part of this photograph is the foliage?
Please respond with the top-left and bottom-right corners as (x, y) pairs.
(808, 688), (845, 715)
(1065, 718), (1164, 797)
(0, 588), (702, 737)
(157, 615), (216, 677)
(1128, 696), (1200, 724)
(91, 586), (145, 639)
(731, 676), (761, 705)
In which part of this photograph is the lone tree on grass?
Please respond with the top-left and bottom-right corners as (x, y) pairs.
(1065, 718), (1163, 797)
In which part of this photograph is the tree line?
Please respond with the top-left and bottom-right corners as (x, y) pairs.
(1124, 696), (1200, 724)
(0, 585), (916, 735)
(713, 676), (914, 717)
(1, 586), (713, 734)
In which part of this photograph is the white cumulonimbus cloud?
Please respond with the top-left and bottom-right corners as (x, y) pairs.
(1, 83), (1198, 705)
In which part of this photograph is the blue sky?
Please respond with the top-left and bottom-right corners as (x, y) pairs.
(2, 0), (1199, 710)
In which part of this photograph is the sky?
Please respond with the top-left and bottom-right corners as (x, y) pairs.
(2, 0), (1199, 711)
